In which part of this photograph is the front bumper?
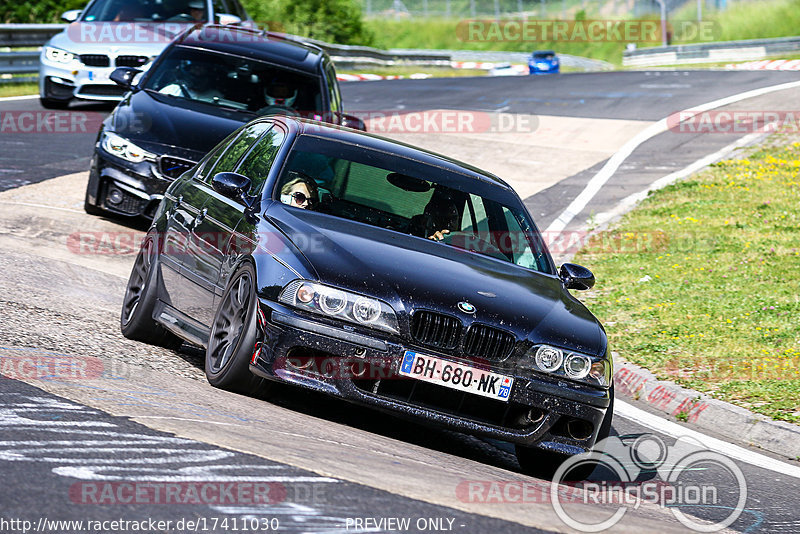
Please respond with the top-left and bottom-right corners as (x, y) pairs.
(250, 299), (611, 454)
(85, 146), (185, 218)
(40, 61), (128, 103)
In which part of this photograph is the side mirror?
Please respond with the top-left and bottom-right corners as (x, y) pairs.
(559, 263), (595, 290)
(212, 172), (253, 204)
(61, 9), (81, 22)
(110, 67), (141, 90)
(216, 13), (242, 25)
(340, 113), (366, 132)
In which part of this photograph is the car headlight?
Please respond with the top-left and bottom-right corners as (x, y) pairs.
(44, 46), (75, 64)
(520, 344), (611, 387)
(279, 280), (399, 335)
(101, 132), (155, 163)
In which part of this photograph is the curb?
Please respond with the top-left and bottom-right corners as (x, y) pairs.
(336, 73), (432, 82)
(725, 59), (800, 71)
(613, 354), (800, 460)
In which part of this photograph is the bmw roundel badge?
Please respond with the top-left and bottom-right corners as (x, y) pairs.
(458, 301), (476, 314)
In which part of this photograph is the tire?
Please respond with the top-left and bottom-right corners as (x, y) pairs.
(205, 261), (268, 395)
(120, 237), (183, 349)
(40, 97), (70, 110)
(516, 387), (614, 481)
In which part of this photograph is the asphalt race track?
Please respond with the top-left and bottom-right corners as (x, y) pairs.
(1, 70), (800, 533)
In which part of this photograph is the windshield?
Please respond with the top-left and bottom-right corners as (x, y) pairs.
(82, 0), (208, 22)
(142, 47), (324, 113)
(274, 137), (553, 274)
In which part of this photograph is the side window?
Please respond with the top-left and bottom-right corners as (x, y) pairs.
(502, 207), (543, 271)
(462, 193), (490, 235)
(229, 0), (247, 20)
(206, 122), (271, 182)
(194, 145), (224, 182)
(212, 0), (229, 16)
(236, 127), (286, 195)
(325, 64), (341, 114)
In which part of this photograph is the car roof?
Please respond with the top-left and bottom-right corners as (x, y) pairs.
(174, 25), (326, 74)
(270, 117), (514, 191)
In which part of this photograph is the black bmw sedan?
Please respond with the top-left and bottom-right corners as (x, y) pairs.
(121, 116), (612, 477)
(84, 24), (363, 219)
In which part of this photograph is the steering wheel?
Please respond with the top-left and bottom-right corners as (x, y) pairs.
(167, 13), (194, 21)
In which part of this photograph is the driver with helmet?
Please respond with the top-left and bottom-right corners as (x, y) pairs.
(258, 82), (298, 115)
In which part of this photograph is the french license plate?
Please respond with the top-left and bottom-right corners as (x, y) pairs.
(399, 350), (513, 402)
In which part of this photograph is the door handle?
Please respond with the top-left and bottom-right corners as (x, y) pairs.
(193, 207), (207, 228)
(169, 195), (183, 217)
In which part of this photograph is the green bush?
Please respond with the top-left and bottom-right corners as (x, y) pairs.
(4, 0), (374, 46)
(274, 0), (374, 45)
(2, 0), (84, 23)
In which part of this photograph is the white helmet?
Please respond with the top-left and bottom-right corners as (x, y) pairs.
(265, 83), (297, 107)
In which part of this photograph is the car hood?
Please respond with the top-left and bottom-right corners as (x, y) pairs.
(267, 206), (605, 356)
(106, 89), (252, 159)
(47, 23), (185, 57)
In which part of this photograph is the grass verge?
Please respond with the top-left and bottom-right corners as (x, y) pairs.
(573, 130), (800, 424)
(364, 0), (800, 66)
(0, 82), (38, 98)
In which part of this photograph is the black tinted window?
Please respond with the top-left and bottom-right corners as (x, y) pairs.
(237, 127), (286, 195)
(206, 122), (271, 182)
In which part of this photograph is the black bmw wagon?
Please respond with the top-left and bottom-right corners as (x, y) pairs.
(121, 116), (613, 477)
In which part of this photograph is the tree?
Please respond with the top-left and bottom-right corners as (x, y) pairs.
(2, 0), (84, 23)
(278, 0), (374, 46)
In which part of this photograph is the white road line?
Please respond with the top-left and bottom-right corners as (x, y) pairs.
(0, 200), (84, 214)
(0, 94), (38, 102)
(590, 131), (764, 229)
(545, 79), (800, 237)
(615, 400), (800, 479)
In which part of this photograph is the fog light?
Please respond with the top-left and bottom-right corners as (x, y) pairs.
(534, 345), (563, 373)
(564, 353), (591, 380)
(107, 187), (124, 205)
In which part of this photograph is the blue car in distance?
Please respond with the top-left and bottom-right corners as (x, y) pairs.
(528, 50), (559, 74)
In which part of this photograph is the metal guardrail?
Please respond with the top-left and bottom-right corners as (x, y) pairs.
(0, 24), (63, 84)
(0, 23), (63, 47)
(623, 35), (800, 67)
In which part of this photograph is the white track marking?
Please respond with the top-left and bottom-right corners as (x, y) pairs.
(591, 131), (764, 228)
(0, 94), (38, 102)
(616, 400), (800, 479)
(545, 79), (800, 237)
